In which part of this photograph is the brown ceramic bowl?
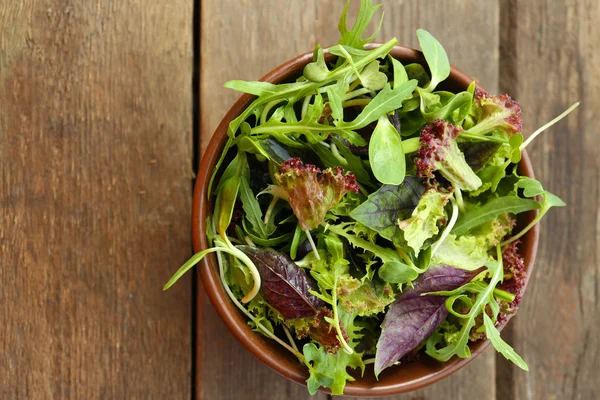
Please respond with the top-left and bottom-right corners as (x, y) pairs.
(193, 45), (539, 396)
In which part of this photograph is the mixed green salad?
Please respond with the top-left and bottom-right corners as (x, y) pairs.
(164, 0), (578, 395)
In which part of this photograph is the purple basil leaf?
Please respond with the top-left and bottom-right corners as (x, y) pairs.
(238, 246), (324, 319)
(405, 265), (485, 299)
(374, 265), (483, 375)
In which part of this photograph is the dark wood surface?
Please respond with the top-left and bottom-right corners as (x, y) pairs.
(0, 1), (193, 398)
(1, 0), (598, 399)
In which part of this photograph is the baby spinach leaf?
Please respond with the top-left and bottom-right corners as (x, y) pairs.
(238, 246), (323, 319)
(369, 115), (406, 185)
(378, 261), (418, 283)
(390, 56), (408, 88)
(349, 177), (425, 244)
(416, 29), (450, 91)
(404, 63), (431, 87)
(452, 196), (541, 236)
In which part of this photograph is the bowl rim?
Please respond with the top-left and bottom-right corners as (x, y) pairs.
(193, 45), (539, 397)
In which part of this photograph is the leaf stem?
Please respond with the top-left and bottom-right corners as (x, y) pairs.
(431, 198), (459, 256)
(301, 94), (312, 119)
(454, 188), (465, 213)
(282, 325), (299, 352)
(304, 229), (321, 260)
(263, 196), (279, 225)
(342, 87), (372, 101)
(520, 102), (580, 150)
(332, 275), (354, 355)
(260, 99), (285, 125)
(342, 99), (371, 108)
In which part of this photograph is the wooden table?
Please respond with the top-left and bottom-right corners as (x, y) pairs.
(1, 1), (597, 399)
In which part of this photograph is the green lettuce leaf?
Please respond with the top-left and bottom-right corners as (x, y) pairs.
(399, 189), (450, 255)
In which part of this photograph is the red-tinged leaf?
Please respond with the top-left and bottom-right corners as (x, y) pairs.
(374, 265), (483, 375)
(238, 246), (324, 319)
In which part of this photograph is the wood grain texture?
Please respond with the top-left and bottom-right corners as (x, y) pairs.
(498, 0), (600, 399)
(0, 1), (193, 398)
(198, 1), (499, 399)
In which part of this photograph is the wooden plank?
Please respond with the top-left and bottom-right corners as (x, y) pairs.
(497, 0), (600, 399)
(0, 1), (193, 398)
(198, 1), (500, 399)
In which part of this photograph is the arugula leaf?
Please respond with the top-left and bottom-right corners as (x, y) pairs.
(341, 81), (418, 129)
(501, 178), (566, 246)
(226, 39), (398, 137)
(250, 80), (416, 140)
(416, 29), (450, 91)
(369, 115), (406, 185)
(482, 312), (528, 370)
(331, 137), (373, 185)
(451, 196), (541, 236)
(237, 137), (291, 165)
(239, 177), (274, 239)
(350, 177), (425, 244)
(338, 0), (383, 49)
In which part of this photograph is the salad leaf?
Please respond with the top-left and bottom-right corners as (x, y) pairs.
(451, 196), (541, 236)
(415, 120), (482, 191)
(239, 177), (275, 239)
(466, 89), (523, 138)
(304, 309), (365, 395)
(238, 246), (324, 319)
(398, 188), (450, 255)
(416, 29), (450, 92)
(304, 45), (330, 82)
(338, 0), (383, 49)
(337, 276), (395, 316)
(374, 265), (482, 375)
(459, 140), (502, 173)
(350, 177), (425, 244)
(432, 234), (490, 271)
(482, 312), (528, 370)
(378, 262), (418, 284)
(369, 115), (406, 185)
(271, 158), (359, 230)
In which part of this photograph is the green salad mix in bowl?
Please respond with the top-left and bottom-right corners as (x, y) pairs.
(164, 0), (578, 395)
